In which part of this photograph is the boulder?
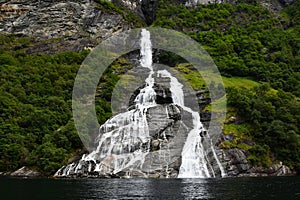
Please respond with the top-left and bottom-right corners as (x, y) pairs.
(223, 148), (296, 177)
(10, 166), (41, 177)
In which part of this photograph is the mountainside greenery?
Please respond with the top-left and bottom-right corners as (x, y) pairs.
(153, 1), (300, 170)
(0, 0), (299, 175)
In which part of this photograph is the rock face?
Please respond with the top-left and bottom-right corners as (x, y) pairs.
(223, 148), (295, 177)
(0, 0), (296, 54)
(141, 0), (158, 25)
(0, 0), (132, 53)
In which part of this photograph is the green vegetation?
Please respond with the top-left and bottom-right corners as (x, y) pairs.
(0, 35), (127, 175)
(0, 44), (85, 174)
(0, 1), (300, 174)
(153, 1), (300, 170)
(226, 85), (300, 168)
(154, 1), (300, 96)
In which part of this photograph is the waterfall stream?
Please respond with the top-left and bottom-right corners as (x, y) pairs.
(156, 70), (225, 178)
(55, 28), (225, 178)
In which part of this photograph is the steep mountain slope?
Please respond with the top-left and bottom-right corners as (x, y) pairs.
(0, 0), (144, 53)
(0, 0), (299, 176)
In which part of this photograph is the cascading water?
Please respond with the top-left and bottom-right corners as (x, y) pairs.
(55, 28), (225, 178)
(55, 29), (157, 177)
(156, 70), (225, 178)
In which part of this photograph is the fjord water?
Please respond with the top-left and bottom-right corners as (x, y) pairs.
(1, 177), (300, 199)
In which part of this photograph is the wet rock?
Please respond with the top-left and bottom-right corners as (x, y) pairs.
(153, 83), (173, 104)
(166, 104), (181, 120)
(55, 103), (204, 178)
(200, 110), (211, 122)
(223, 133), (234, 142)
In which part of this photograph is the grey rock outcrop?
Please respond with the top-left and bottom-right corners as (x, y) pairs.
(10, 166), (41, 177)
(0, 0), (132, 53)
(223, 148), (295, 177)
(54, 68), (224, 178)
(109, 0), (158, 25)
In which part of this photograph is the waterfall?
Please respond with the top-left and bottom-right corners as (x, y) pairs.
(157, 70), (217, 178)
(140, 29), (153, 69)
(55, 29), (156, 177)
(86, 29), (157, 175)
(55, 28), (225, 178)
(134, 29), (156, 109)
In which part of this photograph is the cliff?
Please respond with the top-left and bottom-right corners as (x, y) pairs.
(0, 0), (142, 53)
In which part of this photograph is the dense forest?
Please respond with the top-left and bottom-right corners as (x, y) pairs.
(0, 0), (299, 175)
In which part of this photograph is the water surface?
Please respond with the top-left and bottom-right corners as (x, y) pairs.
(1, 176), (300, 199)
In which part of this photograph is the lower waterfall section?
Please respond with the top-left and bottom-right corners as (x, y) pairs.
(157, 70), (225, 178)
(55, 102), (193, 178)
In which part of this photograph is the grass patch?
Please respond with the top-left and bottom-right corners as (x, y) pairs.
(223, 123), (250, 138)
(221, 123), (253, 150)
(204, 95), (226, 112)
(175, 63), (260, 113)
(175, 63), (206, 90)
(176, 63), (260, 90)
(223, 76), (259, 89)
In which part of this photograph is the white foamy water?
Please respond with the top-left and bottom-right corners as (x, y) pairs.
(157, 69), (225, 178)
(55, 29), (225, 178)
(55, 29), (156, 177)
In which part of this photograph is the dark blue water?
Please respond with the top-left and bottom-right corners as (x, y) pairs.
(1, 176), (300, 200)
